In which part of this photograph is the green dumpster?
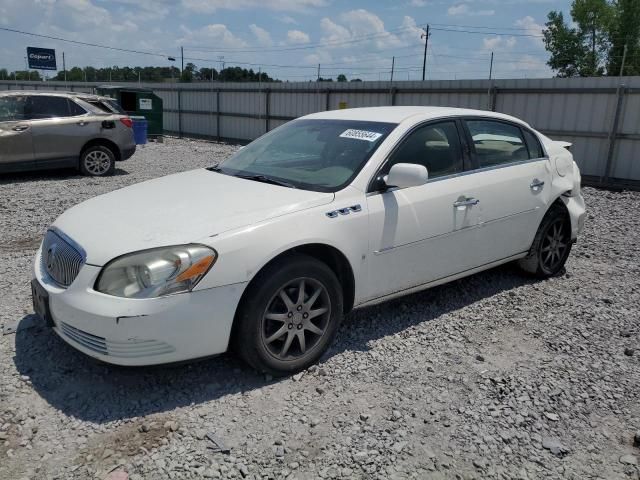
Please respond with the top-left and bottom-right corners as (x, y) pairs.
(95, 86), (163, 137)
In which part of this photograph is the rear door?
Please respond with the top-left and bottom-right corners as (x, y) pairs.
(0, 95), (34, 168)
(460, 118), (552, 264)
(26, 96), (94, 166)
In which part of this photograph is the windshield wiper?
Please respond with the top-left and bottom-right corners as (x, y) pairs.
(234, 173), (296, 189)
(207, 164), (222, 172)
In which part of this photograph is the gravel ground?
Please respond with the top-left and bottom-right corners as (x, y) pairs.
(1, 138), (639, 480)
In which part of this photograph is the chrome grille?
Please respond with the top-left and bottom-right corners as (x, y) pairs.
(41, 229), (85, 287)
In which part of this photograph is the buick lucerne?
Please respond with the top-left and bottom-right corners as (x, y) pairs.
(32, 107), (586, 374)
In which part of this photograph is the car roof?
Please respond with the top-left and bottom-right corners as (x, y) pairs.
(302, 106), (531, 127)
(0, 90), (114, 101)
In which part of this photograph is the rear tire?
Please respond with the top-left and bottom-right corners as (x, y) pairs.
(233, 254), (343, 376)
(80, 145), (116, 177)
(518, 204), (573, 278)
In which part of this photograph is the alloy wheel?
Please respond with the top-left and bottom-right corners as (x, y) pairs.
(84, 150), (112, 175)
(261, 277), (331, 361)
(540, 218), (569, 272)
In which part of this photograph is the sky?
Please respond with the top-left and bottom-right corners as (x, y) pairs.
(0, 0), (574, 81)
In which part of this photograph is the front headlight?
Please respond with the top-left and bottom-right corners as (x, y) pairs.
(96, 244), (217, 298)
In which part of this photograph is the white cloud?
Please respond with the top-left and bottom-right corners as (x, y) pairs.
(278, 15), (298, 25)
(409, 0), (427, 6)
(320, 9), (404, 51)
(249, 24), (273, 46)
(287, 30), (310, 45)
(483, 36), (516, 50)
(178, 24), (248, 49)
(515, 16), (543, 37)
(448, 3), (495, 16)
(181, 0), (326, 14)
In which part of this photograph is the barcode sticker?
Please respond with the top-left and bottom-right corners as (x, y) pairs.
(339, 129), (383, 142)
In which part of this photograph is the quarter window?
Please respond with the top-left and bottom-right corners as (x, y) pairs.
(381, 121), (464, 181)
(523, 129), (545, 159)
(25, 96), (73, 119)
(466, 120), (529, 168)
(68, 100), (87, 116)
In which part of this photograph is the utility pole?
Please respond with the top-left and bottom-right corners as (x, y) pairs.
(421, 25), (430, 81)
(619, 43), (628, 77)
(63, 52), (67, 84)
(489, 51), (494, 80)
(317, 63), (321, 82)
(390, 56), (395, 83)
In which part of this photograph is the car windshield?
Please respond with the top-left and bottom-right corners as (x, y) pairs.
(213, 119), (396, 192)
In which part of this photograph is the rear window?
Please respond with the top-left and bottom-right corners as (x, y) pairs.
(25, 96), (74, 119)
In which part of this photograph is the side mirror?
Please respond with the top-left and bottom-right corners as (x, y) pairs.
(384, 163), (429, 189)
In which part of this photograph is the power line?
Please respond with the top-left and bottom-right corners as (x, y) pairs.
(0, 26), (171, 59)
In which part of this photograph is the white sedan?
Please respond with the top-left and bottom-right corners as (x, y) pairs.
(31, 107), (586, 374)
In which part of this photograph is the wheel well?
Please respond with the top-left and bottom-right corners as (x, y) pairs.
(80, 138), (121, 162)
(550, 194), (571, 222)
(243, 244), (356, 315)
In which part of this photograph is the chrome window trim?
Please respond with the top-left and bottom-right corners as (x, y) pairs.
(366, 156), (548, 197)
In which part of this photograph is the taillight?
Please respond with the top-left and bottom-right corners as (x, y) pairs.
(119, 117), (133, 128)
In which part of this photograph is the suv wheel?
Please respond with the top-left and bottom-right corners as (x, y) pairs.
(518, 204), (573, 278)
(80, 145), (116, 176)
(234, 254), (343, 375)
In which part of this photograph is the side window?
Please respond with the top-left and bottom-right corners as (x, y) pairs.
(68, 100), (87, 116)
(382, 121), (463, 180)
(466, 120), (529, 168)
(0, 96), (27, 121)
(25, 96), (71, 120)
(523, 129), (545, 159)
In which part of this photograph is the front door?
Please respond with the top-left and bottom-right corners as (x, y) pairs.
(365, 120), (481, 301)
(0, 95), (34, 167)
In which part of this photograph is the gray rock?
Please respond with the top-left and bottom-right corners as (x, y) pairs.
(619, 454), (638, 466)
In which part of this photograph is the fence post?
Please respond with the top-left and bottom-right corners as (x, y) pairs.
(177, 88), (182, 139)
(216, 89), (221, 141)
(490, 86), (498, 112)
(390, 87), (397, 106)
(265, 88), (271, 133)
(325, 89), (330, 111)
(602, 84), (626, 184)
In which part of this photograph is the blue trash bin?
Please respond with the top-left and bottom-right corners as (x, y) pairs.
(131, 116), (148, 145)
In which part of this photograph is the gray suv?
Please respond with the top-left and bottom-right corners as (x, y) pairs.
(0, 91), (136, 176)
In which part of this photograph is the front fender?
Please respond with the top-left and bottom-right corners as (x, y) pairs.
(193, 193), (368, 300)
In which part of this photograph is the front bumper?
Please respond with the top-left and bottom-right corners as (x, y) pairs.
(33, 248), (246, 366)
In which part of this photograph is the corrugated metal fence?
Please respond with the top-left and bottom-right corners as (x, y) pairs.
(2, 77), (639, 186)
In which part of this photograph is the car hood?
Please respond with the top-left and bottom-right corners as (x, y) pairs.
(53, 169), (334, 266)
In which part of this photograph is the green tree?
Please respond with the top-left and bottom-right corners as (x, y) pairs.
(608, 0), (640, 75)
(543, 0), (639, 76)
(543, 11), (589, 77)
(336, 74), (347, 82)
(571, 0), (613, 75)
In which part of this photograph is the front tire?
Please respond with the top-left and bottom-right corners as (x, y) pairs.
(518, 204), (573, 278)
(80, 145), (116, 177)
(234, 254), (343, 376)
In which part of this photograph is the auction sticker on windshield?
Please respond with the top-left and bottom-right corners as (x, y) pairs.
(339, 129), (383, 142)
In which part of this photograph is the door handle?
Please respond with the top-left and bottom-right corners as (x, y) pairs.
(453, 197), (480, 208)
(12, 125), (29, 132)
(77, 120), (87, 126)
(530, 179), (545, 190)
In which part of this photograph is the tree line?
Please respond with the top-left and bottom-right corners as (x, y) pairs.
(543, 0), (640, 77)
(0, 64), (361, 83)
